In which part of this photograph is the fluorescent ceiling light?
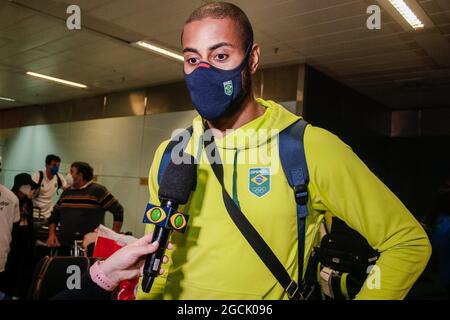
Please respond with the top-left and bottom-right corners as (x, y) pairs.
(133, 41), (184, 62)
(26, 71), (87, 89)
(0, 96), (16, 102)
(388, 0), (424, 30)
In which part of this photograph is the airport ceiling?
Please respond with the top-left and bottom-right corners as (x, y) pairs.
(1, 0), (450, 110)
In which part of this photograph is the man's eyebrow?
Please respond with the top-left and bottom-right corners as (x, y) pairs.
(209, 42), (234, 51)
(183, 47), (199, 54)
(182, 42), (234, 54)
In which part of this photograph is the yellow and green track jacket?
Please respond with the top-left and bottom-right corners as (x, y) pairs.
(137, 98), (431, 300)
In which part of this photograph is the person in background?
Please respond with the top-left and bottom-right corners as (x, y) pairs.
(32, 154), (69, 265)
(46, 162), (124, 256)
(32, 154), (68, 219)
(0, 181), (20, 300)
(2, 174), (38, 299)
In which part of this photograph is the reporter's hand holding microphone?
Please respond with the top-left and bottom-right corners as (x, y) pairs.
(52, 154), (195, 298)
(89, 233), (173, 292)
(93, 154), (196, 293)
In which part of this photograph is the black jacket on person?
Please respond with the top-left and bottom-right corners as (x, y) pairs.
(2, 192), (35, 298)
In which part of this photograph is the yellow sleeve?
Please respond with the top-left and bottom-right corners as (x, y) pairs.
(147, 140), (170, 205)
(136, 139), (171, 300)
(304, 125), (432, 300)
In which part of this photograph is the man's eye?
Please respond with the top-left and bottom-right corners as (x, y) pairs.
(187, 57), (199, 65)
(215, 54), (228, 61)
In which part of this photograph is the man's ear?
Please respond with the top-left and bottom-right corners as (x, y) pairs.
(249, 43), (260, 75)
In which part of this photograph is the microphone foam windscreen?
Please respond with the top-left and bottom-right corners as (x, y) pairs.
(158, 154), (197, 205)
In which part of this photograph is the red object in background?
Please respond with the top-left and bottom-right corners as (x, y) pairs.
(92, 226), (139, 300)
(117, 280), (139, 300)
(92, 236), (123, 259)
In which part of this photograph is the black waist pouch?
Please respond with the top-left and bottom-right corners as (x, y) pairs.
(318, 218), (379, 299)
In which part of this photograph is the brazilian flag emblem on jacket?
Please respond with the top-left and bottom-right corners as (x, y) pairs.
(249, 168), (271, 197)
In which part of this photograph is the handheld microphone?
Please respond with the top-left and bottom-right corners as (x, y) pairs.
(141, 155), (196, 293)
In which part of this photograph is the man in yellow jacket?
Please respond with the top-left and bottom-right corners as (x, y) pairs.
(138, 2), (431, 300)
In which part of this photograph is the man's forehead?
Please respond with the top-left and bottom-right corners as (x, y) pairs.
(182, 17), (241, 49)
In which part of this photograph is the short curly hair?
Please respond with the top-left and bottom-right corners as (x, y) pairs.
(183, 2), (254, 50)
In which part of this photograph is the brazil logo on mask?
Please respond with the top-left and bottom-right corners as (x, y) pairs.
(223, 80), (233, 96)
(249, 168), (271, 197)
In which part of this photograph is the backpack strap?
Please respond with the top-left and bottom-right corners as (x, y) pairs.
(34, 170), (45, 198)
(38, 170), (44, 187)
(56, 173), (62, 189)
(278, 119), (310, 288)
(157, 126), (194, 186)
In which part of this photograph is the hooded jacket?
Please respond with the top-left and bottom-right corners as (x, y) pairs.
(137, 98), (431, 300)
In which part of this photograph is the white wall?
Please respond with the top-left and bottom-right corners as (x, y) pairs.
(0, 110), (197, 237)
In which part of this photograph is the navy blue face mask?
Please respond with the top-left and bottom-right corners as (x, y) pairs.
(184, 41), (253, 121)
(50, 166), (59, 175)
